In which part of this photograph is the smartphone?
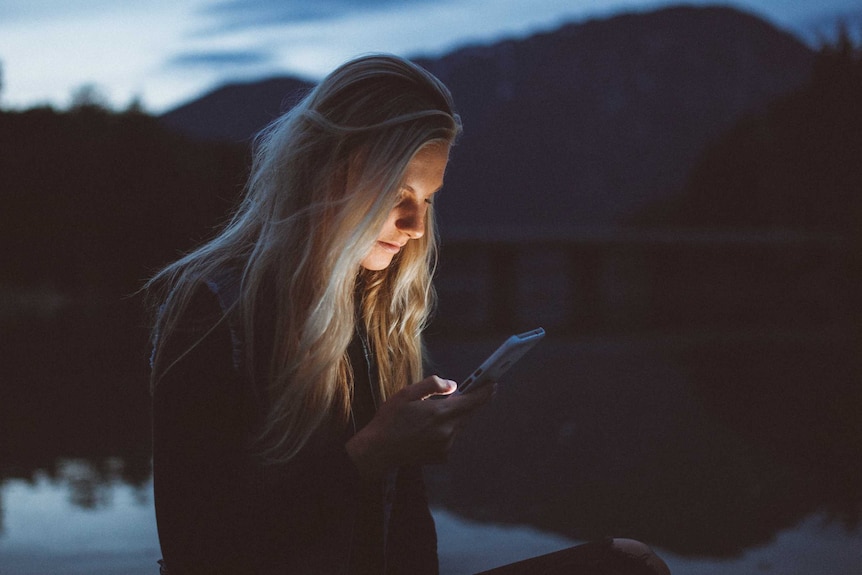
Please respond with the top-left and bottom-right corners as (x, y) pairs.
(457, 327), (545, 394)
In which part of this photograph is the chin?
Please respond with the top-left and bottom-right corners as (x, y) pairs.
(360, 255), (394, 271)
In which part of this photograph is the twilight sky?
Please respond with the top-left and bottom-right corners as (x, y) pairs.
(0, 0), (859, 113)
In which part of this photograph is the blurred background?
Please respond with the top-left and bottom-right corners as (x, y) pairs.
(1, 1), (861, 573)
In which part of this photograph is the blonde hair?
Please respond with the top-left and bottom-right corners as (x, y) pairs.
(147, 54), (461, 462)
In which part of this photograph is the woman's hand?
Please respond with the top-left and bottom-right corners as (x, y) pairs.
(345, 375), (495, 480)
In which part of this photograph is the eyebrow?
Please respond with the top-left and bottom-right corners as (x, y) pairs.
(403, 184), (444, 195)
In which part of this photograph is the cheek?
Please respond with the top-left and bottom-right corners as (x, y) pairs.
(377, 211), (400, 237)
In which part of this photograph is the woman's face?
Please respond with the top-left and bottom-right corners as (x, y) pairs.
(360, 142), (449, 271)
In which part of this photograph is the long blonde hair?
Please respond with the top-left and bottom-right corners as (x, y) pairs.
(147, 54), (461, 462)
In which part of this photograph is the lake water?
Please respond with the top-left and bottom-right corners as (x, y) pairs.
(1, 328), (860, 574)
(1, 471), (859, 575)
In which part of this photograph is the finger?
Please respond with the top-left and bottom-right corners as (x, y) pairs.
(471, 381), (497, 400)
(455, 386), (494, 418)
(402, 375), (457, 402)
(445, 382), (496, 414)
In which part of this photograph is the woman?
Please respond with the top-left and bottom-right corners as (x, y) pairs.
(148, 54), (669, 575)
(149, 53), (491, 574)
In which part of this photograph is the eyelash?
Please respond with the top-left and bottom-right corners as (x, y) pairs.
(395, 189), (436, 206)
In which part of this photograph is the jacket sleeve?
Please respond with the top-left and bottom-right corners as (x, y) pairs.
(152, 285), (364, 574)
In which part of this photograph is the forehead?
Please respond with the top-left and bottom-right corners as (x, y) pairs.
(402, 142), (449, 187)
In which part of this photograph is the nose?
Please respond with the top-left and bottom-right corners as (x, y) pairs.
(395, 201), (426, 239)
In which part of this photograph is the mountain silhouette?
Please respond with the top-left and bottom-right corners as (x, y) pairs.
(160, 6), (815, 232)
(634, 28), (862, 231)
(161, 77), (313, 143)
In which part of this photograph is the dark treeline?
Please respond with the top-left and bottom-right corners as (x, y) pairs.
(618, 31), (862, 340)
(0, 104), (249, 483)
(635, 28), (862, 232)
(0, 104), (248, 299)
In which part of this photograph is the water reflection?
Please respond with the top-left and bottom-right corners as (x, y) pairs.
(423, 332), (860, 557)
(0, 467), (160, 575)
(1, 314), (859, 569)
(1, 463), (859, 574)
(38, 458), (149, 510)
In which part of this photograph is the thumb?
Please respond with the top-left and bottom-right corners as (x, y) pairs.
(403, 376), (457, 401)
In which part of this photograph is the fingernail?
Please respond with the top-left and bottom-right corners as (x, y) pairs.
(446, 379), (457, 391)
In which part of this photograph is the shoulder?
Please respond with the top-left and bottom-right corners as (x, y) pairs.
(151, 266), (245, 375)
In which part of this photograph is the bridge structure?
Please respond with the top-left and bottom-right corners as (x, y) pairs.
(432, 227), (853, 336)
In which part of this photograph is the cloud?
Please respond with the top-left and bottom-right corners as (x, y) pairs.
(0, 0), (178, 23)
(167, 49), (273, 69)
(0, 0), (99, 21)
(201, 0), (437, 30)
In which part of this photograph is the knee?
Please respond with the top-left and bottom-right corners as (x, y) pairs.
(610, 538), (671, 575)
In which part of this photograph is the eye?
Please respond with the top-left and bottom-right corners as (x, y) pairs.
(393, 189), (408, 206)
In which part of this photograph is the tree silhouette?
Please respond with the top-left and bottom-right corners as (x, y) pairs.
(0, 106), (248, 298)
(639, 31), (862, 230)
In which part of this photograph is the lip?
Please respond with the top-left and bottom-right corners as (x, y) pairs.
(377, 241), (403, 254)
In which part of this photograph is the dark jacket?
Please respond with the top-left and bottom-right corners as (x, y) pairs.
(151, 274), (439, 574)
